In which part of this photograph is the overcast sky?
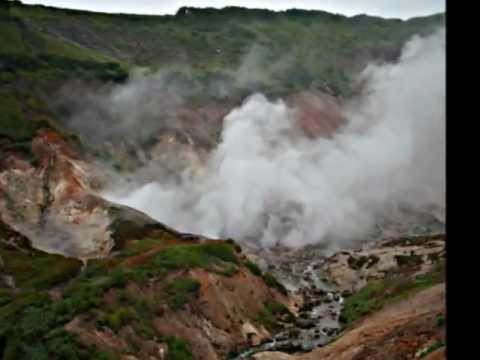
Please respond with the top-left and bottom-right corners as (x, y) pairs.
(21, 1), (445, 20)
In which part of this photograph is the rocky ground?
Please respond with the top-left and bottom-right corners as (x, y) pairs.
(239, 233), (446, 360)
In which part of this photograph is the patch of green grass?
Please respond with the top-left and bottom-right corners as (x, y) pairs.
(0, 95), (31, 141)
(163, 336), (193, 360)
(98, 307), (137, 332)
(341, 261), (445, 326)
(245, 260), (262, 276)
(0, 290), (113, 360)
(254, 300), (293, 331)
(41, 33), (115, 63)
(262, 272), (288, 295)
(417, 340), (444, 358)
(164, 277), (200, 310)
(0, 20), (25, 53)
(0, 242), (82, 290)
(151, 242), (239, 271)
(118, 237), (165, 258)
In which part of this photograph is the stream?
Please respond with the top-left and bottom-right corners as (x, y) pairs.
(232, 245), (344, 359)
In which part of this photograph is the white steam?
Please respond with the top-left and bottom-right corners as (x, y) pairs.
(104, 29), (445, 248)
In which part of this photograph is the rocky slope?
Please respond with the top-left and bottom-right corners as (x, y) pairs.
(248, 234), (446, 360)
(253, 283), (445, 360)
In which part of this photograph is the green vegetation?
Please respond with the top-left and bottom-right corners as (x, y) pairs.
(245, 260), (262, 276)
(150, 242), (239, 271)
(164, 277), (201, 310)
(0, 242), (82, 290)
(0, 95), (41, 142)
(254, 300), (294, 331)
(341, 261), (445, 326)
(0, 291), (115, 360)
(262, 272), (288, 295)
(0, 1), (444, 100)
(98, 307), (137, 332)
(163, 336), (193, 360)
(417, 340), (444, 358)
(436, 313), (445, 327)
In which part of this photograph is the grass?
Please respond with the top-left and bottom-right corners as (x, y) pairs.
(0, 19), (25, 53)
(340, 260), (445, 326)
(150, 242), (239, 271)
(0, 242), (82, 290)
(417, 340), (444, 358)
(0, 95), (32, 141)
(98, 307), (137, 332)
(4, 2), (444, 98)
(164, 277), (201, 310)
(254, 300), (294, 331)
(163, 336), (193, 360)
(245, 260), (262, 276)
(262, 272), (288, 295)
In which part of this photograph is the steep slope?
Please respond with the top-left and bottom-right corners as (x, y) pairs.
(0, 216), (294, 359)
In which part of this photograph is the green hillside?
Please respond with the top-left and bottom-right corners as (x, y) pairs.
(0, 0), (444, 148)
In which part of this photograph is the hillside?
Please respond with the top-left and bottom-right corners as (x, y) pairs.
(1, 1), (444, 96)
(0, 0), (445, 167)
(0, 1), (446, 359)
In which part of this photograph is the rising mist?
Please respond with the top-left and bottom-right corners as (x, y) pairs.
(103, 28), (446, 248)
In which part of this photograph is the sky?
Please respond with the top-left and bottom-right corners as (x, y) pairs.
(21, 0), (445, 20)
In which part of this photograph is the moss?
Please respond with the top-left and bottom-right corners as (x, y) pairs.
(164, 277), (200, 310)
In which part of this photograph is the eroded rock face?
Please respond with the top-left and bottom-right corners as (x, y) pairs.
(0, 130), (114, 259)
(153, 267), (286, 360)
(321, 234), (445, 293)
(290, 91), (345, 139)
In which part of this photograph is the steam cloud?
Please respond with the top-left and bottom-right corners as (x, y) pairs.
(104, 28), (445, 248)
